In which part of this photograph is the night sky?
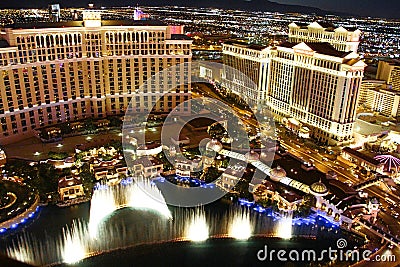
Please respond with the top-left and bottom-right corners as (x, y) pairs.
(274, 0), (400, 18)
(0, 0), (399, 19)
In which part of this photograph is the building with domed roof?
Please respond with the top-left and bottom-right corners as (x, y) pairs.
(206, 139), (223, 153)
(270, 166), (287, 182)
(310, 180), (329, 197)
(245, 150), (259, 162)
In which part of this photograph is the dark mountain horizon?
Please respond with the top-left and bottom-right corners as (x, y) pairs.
(0, 0), (352, 17)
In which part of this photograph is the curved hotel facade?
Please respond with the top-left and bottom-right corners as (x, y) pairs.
(0, 11), (192, 144)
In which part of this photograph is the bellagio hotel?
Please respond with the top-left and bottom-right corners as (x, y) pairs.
(223, 22), (365, 145)
(0, 10), (192, 144)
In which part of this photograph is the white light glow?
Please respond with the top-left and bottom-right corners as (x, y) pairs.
(186, 210), (209, 242)
(127, 179), (172, 219)
(229, 211), (252, 240)
(276, 213), (293, 239)
(62, 221), (87, 264)
(88, 186), (117, 239)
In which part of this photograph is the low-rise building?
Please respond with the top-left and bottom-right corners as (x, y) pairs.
(136, 142), (163, 157)
(58, 176), (85, 201)
(217, 163), (246, 191)
(341, 147), (384, 172)
(175, 157), (202, 177)
(131, 157), (163, 178)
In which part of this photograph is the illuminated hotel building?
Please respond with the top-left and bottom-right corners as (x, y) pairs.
(288, 21), (361, 53)
(223, 22), (365, 145)
(222, 42), (269, 107)
(359, 80), (400, 118)
(0, 10), (192, 144)
(377, 60), (400, 91)
(358, 80), (386, 106)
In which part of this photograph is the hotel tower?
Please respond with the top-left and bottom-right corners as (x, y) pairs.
(0, 10), (192, 144)
(223, 22), (365, 145)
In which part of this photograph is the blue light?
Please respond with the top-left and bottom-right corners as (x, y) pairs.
(20, 219), (26, 223)
(0, 228), (6, 233)
(28, 213), (34, 218)
(11, 223), (18, 229)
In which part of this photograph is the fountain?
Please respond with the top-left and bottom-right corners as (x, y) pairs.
(228, 208), (253, 240)
(126, 179), (172, 219)
(4, 181), (322, 266)
(276, 212), (293, 239)
(185, 208), (209, 242)
(62, 220), (88, 264)
(88, 185), (117, 239)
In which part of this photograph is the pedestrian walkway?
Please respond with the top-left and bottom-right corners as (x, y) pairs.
(219, 149), (310, 194)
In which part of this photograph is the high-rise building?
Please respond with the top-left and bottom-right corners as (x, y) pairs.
(267, 42), (365, 144)
(223, 22), (366, 145)
(377, 60), (400, 91)
(358, 80), (386, 106)
(358, 80), (400, 118)
(222, 41), (270, 107)
(288, 22), (361, 53)
(0, 10), (192, 145)
(48, 4), (61, 22)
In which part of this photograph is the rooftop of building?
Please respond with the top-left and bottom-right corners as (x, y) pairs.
(58, 176), (82, 188)
(188, 117), (216, 129)
(5, 19), (166, 29)
(310, 180), (328, 195)
(314, 21), (336, 30)
(272, 155), (324, 186)
(224, 163), (246, 176)
(280, 191), (302, 203)
(343, 58), (363, 66)
(336, 194), (365, 210)
(353, 119), (385, 136)
(137, 141), (161, 150)
(290, 21), (358, 32)
(223, 40), (268, 51)
(290, 22), (309, 28)
(342, 147), (381, 166)
(169, 34), (192, 41)
(0, 40), (10, 48)
(271, 153), (357, 206)
(132, 156), (163, 167)
(279, 41), (351, 58)
(379, 59), (400, 66)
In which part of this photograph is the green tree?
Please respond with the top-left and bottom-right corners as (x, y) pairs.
(24, 163), (59, 200)
(208, 123), (226, 139)
(109, 116), (122, 128)
(79, 163), (95, 195)
(201, 166), (221, 183)
(84, 118), (96, 133)
(0, 181), (8, 206)
(59, 122), (72, 135)
(233, 180), (254, 201)
(48, 151), (69, 160)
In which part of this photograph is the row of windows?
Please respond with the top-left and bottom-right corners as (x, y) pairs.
(0, 95), (191, 136)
